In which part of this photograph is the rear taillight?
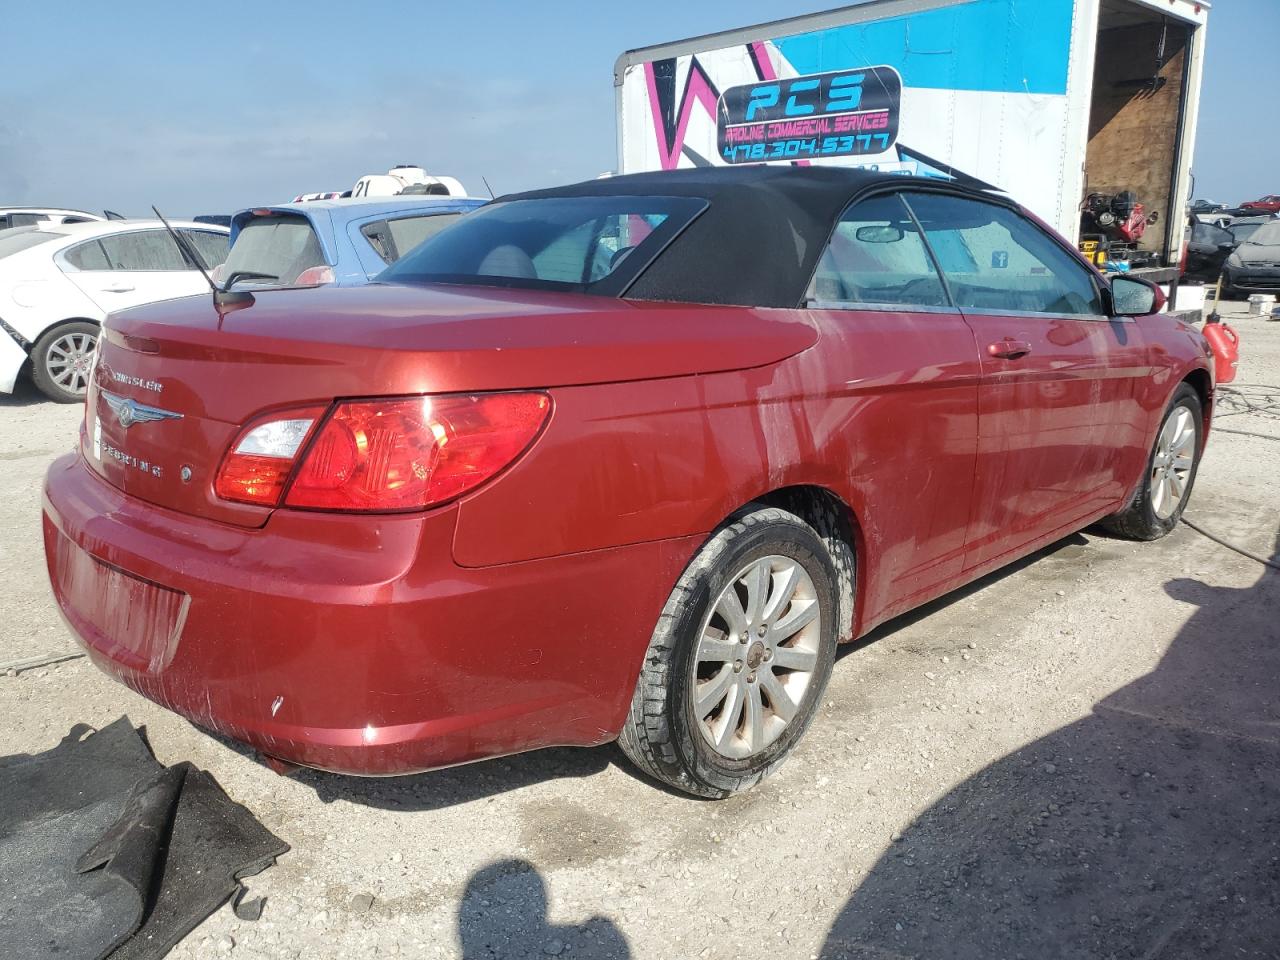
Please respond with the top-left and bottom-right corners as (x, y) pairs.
(214, 393), (550, 512)
(215, 409), (325, 506)
(294, 265), (335, 286)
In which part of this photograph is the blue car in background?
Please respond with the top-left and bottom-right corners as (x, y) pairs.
(217, 196), (485, 289)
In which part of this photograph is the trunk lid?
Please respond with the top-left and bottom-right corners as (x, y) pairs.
(85, 283), (817, 526)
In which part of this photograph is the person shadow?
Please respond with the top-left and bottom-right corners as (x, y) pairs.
(457, 859), (630, 959)
(821, 528), (1280, 959)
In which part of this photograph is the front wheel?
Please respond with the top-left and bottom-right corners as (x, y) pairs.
(1102, 384), (1203, 540)
(30, 321), (98, 403)
(618, 507), (838, 798)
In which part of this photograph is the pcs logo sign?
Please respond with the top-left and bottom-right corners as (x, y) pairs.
(717, 66), (902, 165)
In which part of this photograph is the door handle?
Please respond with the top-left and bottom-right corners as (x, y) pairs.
(102, 283), (135, 293)
(987, 338), (1032, 360)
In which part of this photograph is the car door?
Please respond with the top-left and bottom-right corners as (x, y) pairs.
(803, 192), (980, 609)
(902, 191), (1146, 571)
(1186, 221), (1234, 281)
(61, 229), (210, 313)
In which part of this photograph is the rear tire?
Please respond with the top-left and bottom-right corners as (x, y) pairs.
(618, 507), (838, 798)
(30, 321), (98, 403)
(1102, 384), (1203, 541)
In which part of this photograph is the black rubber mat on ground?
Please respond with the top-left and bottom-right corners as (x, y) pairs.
(0, 718), (288, 960)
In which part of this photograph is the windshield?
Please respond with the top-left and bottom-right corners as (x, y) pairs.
(222, 213), (327, 287)
(1230, 222), (1265, 244)
(378, 196), (706, 295)
(1242, 222), (1280, 247)
(0, 228), (65, 259)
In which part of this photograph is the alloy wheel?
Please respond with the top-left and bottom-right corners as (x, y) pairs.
(44, 332), (97, 396)
(693, 555), (821, 759)
(1150, 405), (1197, 520)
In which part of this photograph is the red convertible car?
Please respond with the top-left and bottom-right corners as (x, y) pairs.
(43, 168), (1214, 797)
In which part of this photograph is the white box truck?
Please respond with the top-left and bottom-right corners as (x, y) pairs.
(615, 0), (1209, 299)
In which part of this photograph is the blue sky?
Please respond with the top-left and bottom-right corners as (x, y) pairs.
(5, 0), (1274, 216)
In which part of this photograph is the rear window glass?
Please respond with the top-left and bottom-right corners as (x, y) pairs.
(0, 228), (66, 258)
(387, 213), (460, 259)
(379, 196), (706, 295)
(360, 214), (462, 264)
(223, 214), (325, 287)
(64, 239), (111, 270)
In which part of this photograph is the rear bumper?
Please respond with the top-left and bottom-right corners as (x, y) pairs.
(43, 452), (697, 775)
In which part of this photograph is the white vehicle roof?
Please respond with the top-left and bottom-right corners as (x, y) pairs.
(0, 207), (105, 218)
(23, 218), (226, 246)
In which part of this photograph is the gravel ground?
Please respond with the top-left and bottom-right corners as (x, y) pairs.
(2, 300), (1277, 959)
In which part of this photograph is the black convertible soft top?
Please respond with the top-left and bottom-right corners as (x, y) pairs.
(498, 166), (997, 308)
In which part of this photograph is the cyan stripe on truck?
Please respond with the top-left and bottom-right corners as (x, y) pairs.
(772, 0), (1074, 96)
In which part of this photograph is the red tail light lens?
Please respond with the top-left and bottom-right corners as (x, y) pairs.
(293, 265), (335, 286)
(215, 394), (550, 511)
(215, 408), (325, 506)
(254, 392), (548, 512)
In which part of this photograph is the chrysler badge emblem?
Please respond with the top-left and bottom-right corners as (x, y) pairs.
(101, 390), (184, 429)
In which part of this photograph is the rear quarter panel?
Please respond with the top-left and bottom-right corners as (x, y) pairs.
(2, 251), (104, 341)
(452, 305), (983, 637)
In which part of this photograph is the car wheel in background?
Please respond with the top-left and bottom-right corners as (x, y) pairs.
(30, 321), (97, 403)
(1102, 383), (1203, 541)
(618, 506), (838, 798)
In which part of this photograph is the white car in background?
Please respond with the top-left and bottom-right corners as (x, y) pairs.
(0, 208), (115, 231)
(0, 220), (228, 402)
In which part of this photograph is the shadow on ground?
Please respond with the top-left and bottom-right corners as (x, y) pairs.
(456, 859), (630, 959)
(0, 376), (51, 408)
(191, 724), (619, 812)
(821, 530), (1280, 959)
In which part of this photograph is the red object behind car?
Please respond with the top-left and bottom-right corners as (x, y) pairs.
(43, 168), (1216, 797)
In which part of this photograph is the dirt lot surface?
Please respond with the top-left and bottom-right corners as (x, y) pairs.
(3, 300), (1277, 959)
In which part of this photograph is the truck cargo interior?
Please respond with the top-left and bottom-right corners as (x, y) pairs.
(1086, 0), (1195, 265)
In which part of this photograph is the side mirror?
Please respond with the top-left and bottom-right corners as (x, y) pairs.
(1110, 276), (1165, 317)
(854, 224), (905, 244)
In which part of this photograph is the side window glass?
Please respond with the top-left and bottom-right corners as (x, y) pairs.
(904, 193), (1104, 316)
(360, 220), (395, 263)
(807, 193), (948, 307)
(386, 213), (461, 261)
(98, 230), (188, 271)
(180, 229), (230, 269)
(64, 240), (111, 271)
